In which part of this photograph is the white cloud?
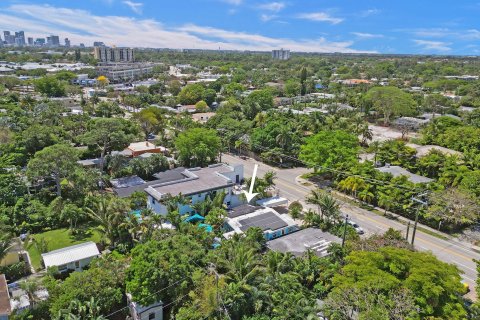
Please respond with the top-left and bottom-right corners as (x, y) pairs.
(359, 9), (381, 17)
(259, 2), (286, 12)
(462, 29), (480, 40)
(411, 28), (451, 38)
(0, 4), (373, 53)
(413, 39), (451, 52)
(260, 14), (277, 22)
(297, 12), (343, 24)
(351, 32), (384, 39)
(122, 1), (143, 14)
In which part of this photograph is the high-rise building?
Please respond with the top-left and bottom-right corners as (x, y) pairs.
(27, 37), (34, 46)
(14, 31), (25, 46)
(47, 35), (60, 47)
(3, 31), (15, 45)
(79, 43), (85, 48)
(64, 38), (71, 48)
(94, 47), (135, 63)
(35, 38), (46, 46)
(93, 41), (106, 47)
(272, 49), (291, 60)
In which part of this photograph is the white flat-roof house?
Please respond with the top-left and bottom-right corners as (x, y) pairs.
(145, 164), (244, 215)
(127, 294), (163, 320)
(224, 205), (299, 241)
(41, 242), (100, 273)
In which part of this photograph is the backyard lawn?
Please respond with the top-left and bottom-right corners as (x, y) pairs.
(27, 226), (101, 271)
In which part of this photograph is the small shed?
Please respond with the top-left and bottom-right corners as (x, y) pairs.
(41, 242), (100, 272)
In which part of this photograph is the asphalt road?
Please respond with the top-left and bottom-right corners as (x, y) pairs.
(222, 153), (479, 298)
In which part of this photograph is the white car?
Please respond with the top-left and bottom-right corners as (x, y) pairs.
(348, 220), (364, 235)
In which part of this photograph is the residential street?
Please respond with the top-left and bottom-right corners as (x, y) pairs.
(222, 153), (479, 298)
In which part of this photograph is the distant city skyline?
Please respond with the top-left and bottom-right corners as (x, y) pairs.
(1, 29), (73, 47)
(0, 1), (480, 55)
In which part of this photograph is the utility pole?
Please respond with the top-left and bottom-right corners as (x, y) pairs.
(411, 193), (429, 246)
(342, 215), (349, 247)
(208, 263), (231, 320)
(405, 221), (410, 241)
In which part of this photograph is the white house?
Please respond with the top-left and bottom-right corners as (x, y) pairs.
(224, 205), (299, 241)
(41, 242), (100, 272)
(127, 294), (163, 320)
(146, 164), (244, 215)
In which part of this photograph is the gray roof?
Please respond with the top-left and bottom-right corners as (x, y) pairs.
(152, 167), (186, 181)
(376, 166), (433, 184)
(238, 211), (288, 232)
(41, 242), (99, 268)
(111, 176), (146, 189)
(146, 164), (236, 200)
(77, 158), (101, 167)
(112, 168), (188, 198)
(267, 227), (341, 257)
(113, 180), (160, 198)
(228, 204), (263, 218)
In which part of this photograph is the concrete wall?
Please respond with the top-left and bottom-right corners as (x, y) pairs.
(57, 256), (96, 273)
(0, 252), (19, 267)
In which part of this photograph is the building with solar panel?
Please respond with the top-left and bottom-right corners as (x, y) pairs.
(224, 205), (298, 241)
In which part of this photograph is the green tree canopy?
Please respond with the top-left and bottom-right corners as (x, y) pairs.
(177, 83), (206, 105)
(26, 144), (79, 196)
(364, 86), (416, 125)
(175, 128), (221, 167)
(325, 247), (467, 320)
(35, 76), (66, 97)
(299, 130), (359, 169)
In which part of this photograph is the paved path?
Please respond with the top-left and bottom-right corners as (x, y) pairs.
(223, 153), (479, 299)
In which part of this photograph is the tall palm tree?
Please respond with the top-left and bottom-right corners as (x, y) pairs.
(358, 185), (375, 204)
(263, 171), (277, 189)
(359, 124), (373, 146)
(318, 193), (341, 224)
(306, 189), (324, 220)
(275, 126), (291, 152)
(235, 139), (249, 158)
(86, 196), (130, 247)
(338, 176), (366, 199)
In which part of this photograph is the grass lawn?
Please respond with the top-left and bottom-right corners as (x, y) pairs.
(27, 225), (101, 271)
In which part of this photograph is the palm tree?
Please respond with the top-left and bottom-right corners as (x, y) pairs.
(377, 191), (393, 215)
(254, 112), (267, 128)
(0, 235), (13, 263)
(275, 126), (291, 152)
(19, 280), (40, 306)
(235, 139), (249, 158)
(263, 171), (277, 189)
(318, 193), (341, 224)
(86, 196), (130, 248)
(359, 124), (373, 146)
(303, 209), (321, 227)
(358, 184), (375, 204)
(306, 189), (324, 220)
(338, 176), (366, 199)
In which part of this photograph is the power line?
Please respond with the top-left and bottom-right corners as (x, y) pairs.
(104, 251), (208, 319)
(104, 275), (193, 319)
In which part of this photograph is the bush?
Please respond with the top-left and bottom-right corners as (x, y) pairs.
(0, 261), (31, 282)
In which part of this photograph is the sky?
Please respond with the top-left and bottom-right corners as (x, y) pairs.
(1, 0), (480, 55)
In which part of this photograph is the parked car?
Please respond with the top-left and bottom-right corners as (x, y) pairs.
(348, 220), (364, 235)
